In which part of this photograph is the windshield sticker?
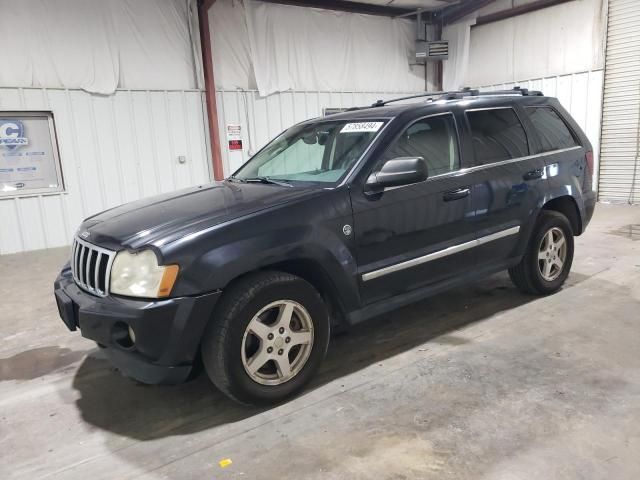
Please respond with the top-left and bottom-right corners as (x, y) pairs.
(340, 122), (384, 133)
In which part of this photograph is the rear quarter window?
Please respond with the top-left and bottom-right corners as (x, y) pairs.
(466, 108), (529, 165)
(525, 106), (579, 152)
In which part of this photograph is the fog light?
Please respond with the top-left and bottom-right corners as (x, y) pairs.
(128, 326), (136, 344)
(112, 321), (135, 349)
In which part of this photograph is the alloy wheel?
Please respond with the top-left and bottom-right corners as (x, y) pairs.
(537, 227), (567, 281)
(241, 300), (314, 386)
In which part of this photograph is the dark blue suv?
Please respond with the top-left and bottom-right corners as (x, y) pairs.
(54, 88), (596, 405)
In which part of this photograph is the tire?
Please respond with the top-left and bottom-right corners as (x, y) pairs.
(201, 271), (330, 405)
(508, 210), (574, 295)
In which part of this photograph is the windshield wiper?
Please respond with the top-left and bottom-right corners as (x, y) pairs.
(242, 177), (293, 187)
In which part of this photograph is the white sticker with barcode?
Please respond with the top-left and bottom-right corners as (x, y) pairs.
(340, 122), (384, 133)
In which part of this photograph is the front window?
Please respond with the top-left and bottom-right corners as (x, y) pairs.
(381, 113), (460, 176)
(233, 120), (387, 185)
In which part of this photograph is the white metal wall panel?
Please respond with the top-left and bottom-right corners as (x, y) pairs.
(215, 90), (423, 175)
(599, 0), (640, 203)
(481, 70), (604, 189)
(0, 88), (211, 255)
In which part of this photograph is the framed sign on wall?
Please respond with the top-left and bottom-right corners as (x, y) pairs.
(0, 111), (64, 197)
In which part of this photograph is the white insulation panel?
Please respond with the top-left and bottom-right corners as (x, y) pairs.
(481, 70), (604, 189)
(215, 89), (422, 175)
(0, 88), (211, 255)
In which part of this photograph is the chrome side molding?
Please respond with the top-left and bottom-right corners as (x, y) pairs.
(361, 226), (521, 282)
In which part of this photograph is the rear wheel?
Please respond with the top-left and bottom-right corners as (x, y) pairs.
(509, 210), (574, 295)
(201, 271), (330, 405)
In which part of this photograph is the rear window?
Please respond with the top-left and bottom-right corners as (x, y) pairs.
(466, 108), (529, 165)
(525, 106), (579, 152)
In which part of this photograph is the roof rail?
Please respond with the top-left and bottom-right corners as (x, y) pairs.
(371, 91), (445, 107)
(478, 86), (543, 96)
(438, 86), (543, 99)
(452, 86), (542, 97)
(439, 87), (479, 100)
(370, 86), (543, 108)
(371, 88), (487, 107)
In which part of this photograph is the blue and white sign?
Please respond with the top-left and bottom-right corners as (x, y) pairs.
(0, 120), (29, 151)
(0, 112), (63, 197)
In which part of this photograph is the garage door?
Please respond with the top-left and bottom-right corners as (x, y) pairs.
(599, 0), (640, 203)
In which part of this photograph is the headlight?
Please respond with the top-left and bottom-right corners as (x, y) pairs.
(110, 249), (179, 298)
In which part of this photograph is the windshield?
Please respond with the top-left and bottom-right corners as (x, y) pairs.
(233, 120), (387, 185)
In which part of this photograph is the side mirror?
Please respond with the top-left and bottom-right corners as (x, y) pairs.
(365, 157), (428, 192)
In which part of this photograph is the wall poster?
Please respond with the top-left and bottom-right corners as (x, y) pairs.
(0, 111), (64, 197)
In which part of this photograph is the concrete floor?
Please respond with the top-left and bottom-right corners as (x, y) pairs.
(1, 204), (639, 480)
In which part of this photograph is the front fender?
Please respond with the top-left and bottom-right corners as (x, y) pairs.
(202, 228), (359, 309)
(163, 188), (361, 313)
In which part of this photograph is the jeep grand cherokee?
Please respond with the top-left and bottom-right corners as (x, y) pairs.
(54, 88), (596, 405)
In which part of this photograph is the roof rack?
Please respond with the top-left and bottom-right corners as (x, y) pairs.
(371, 91), (445, 107)
(481, 86), (543, 96)
(439, 86), (543, 99)
(371, 86), (543, 107)
(438, 87), (479, 100)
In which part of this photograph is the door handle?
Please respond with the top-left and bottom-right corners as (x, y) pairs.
(443, 187), (470, 202)
(523, 168), (544, 181)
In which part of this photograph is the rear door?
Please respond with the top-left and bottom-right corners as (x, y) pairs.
(350, 112), (477, 305)
(463, 105), (547, 268)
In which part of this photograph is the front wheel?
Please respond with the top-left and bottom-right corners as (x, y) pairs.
(201, 271), (330, 405)
(509, 210), (574, 295)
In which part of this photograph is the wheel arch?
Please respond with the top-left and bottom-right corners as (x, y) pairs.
(220, 258), (351, 328)
(266, 258), (348, 327)
(541, 195), (582, 235)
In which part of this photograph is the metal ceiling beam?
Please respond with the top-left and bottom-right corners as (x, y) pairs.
(435, 0), (496, 25)
(474, 0), (574, 27)
(255, 0), (419, 17)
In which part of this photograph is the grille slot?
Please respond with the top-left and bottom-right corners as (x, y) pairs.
(71, 237), (116, 297)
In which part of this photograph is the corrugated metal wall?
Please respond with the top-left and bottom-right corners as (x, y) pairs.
(481, 70), (605, 189)
(0, 87), (211, 255)
(215, 90), (422, 175)
(599, 0), (640, 204)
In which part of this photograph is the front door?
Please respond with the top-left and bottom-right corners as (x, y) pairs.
(350, 112), (477, 305)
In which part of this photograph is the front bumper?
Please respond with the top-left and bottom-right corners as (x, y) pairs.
(54, 265), (222, 384)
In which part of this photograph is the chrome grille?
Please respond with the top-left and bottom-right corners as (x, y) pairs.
(71, 237), (116, 297)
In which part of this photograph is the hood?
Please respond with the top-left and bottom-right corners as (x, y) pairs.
(80, 181), (322, 250)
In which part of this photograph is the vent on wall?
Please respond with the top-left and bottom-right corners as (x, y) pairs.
(416, 40), (449, 62)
